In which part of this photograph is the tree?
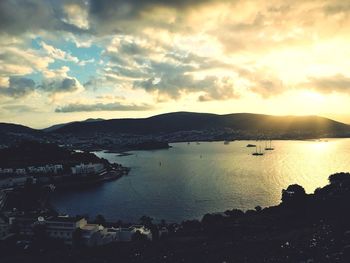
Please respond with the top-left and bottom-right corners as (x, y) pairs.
(139, 215), (153, 228)
(132, 230), (148, 242)
(33, 223), (47, 241)
(224, 209), (244, 218)
(72, 228), (84, 249)
(328, 172), (350, 185)
(255, 206), (262, 212)
(281, 184), (306, 205)
(95, 214), (106, 225)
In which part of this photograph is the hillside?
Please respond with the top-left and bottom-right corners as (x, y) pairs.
(0, 141), (106, 167)
(50, 112), (350, 138)
(0, 123), (42, 145)
(43, 118), (105, 132)
(0, 123), (39, 134)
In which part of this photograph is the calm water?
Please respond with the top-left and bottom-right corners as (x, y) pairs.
(51, 139), (350, 223)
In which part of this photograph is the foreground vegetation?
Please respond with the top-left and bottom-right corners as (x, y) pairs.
(2, 172), (350, 262)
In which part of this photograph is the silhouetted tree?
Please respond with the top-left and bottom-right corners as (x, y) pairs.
(132, 230), (148, 242)
(182, 220), (202, 234)
(329, 172), (350, 185)
(139, 215), (153, 228)
(255, 206), (262, 212)
(282, 184), (307, 205)
(72, 228), (84, 249)
(33, 223), (47, 241)
(225, 209), (244, 218)
(95, 214), (106, 225)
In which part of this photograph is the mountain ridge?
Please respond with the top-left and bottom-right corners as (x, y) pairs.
(48, 111), (350, 137)
(1, 112), (350, 139)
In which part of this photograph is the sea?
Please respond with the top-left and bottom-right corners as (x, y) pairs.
(50, 139), (350, 223)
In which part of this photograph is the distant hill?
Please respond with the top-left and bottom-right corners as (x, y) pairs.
(0, 122), (42, 145)
(0, 140), (105, 167)
(0, 123), (39, 134)
(43, 118), (105, 132)
(49, 112), (350, 138)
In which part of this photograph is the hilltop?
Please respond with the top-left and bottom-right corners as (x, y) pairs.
(1, 112), (350, 151)
(49, 112), (350, 138)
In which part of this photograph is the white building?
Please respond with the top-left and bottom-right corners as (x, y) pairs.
(0, 176), (36, 189)
(28, 164), (63, 174)
(15, 168), (26, 175)
(42, 216), (114, 246)
(0, 168), (14, 174)
(44, 216), (88, 245)
(71, 163), (105, 175)
(108, 225), (152, 242)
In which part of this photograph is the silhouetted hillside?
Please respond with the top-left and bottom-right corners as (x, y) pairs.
(0, 123), (42, 145)
(0, 123), (39, 134)
(50, 112), (350, 137)
(43, 118), (105, 132)
(0, 141), (105, 167)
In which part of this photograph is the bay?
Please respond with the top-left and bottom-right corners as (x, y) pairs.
(50, 139), (350, 222)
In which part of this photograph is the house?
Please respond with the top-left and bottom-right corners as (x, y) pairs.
(0, 168), (14, 174)
(15, 169), (26, 175)
(28, 164), (63, 174)
(42, 216), (115, 246)
(108, 225), (152, 242)
(71, 163), (105, 175)
(44, 216), (87, 245)
(0, 176), (36, 189)
(9, 215), (37, 236)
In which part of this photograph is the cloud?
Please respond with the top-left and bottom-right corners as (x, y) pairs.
(303, 74), (350, 94)
(39, 77), (83, 94)
(0, 76), (35, 98)
(40, 41), (79, 63)
(0, 1), (82, 35)
(0, 46), (53, 76)
(62, 2), (90, 30)
(2, 104), (37, 113)
(55, 102), (153, 112)
(88, 0), (217, 33)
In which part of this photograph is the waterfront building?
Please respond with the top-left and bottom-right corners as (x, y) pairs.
(28, 164), (63, 174)
(71, 163), (105, 175)
(0, 176), (36, 189)
(108, 225), (152, 242)
(44, 216), (87, 245)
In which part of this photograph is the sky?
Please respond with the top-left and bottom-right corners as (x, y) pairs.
(1, 0), (350, 128)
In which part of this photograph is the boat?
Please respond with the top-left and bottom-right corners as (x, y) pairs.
(252, 146), (264, 156)
(246, 144), (256, 148)
(265, 140), (274, 151)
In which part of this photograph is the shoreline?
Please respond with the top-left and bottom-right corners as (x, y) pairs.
(52, 169), (130, 190)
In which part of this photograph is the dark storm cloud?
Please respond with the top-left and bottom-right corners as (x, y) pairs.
(55, 102), (153, 112)
(0, 77), (35, 98)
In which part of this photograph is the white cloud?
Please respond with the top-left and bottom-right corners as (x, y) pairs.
(40, 41), (79, 63)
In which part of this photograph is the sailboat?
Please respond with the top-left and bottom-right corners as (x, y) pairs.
(265, 140), (274, 151)
(252, 146), (264, 156)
